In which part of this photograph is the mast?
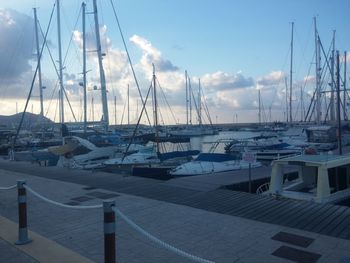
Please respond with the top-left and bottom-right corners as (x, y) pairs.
(189, 77), (192, 125)
(258, 89), (261, 124)
(34, 8), (44, 117)
(330, 30), (336, 122)
(344, 51), (347, 120)
(314, 17), (321, 124)
(57, 0), (64, 124)
(300, 84), (304, 121)
(114, 95), (117, 125)
(198, 78), (202, 126)
(336, 51), (342, 154)
(91, 97), (95, 122)
(185, 70), (188, 126)
(289, 22), (294, 124)
(152, 64), (159, 153)
(82, 2), (87, 134)
(285, 77), (288, 122)
(127, 84), (130, 125)
(93, 0), (109, 129)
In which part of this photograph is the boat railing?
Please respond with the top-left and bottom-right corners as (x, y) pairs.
(256, 182), (270, 195)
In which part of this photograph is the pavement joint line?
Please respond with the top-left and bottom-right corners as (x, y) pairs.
(0, 215), (94, 263)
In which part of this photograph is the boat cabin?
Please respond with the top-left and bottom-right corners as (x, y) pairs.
(268, 154), (350, 203)
(305, 125), (337, 143)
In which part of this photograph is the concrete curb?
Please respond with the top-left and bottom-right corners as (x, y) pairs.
(0, 215), (94, 263)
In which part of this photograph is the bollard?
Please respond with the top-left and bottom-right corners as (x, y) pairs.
(103, 200), (116, 263)
(15, 180), (32, 245)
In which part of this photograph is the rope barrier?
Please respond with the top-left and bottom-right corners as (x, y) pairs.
(0, 184), (17, 190)
(23, 185), (102, 209)
(112, 207), (216, 263)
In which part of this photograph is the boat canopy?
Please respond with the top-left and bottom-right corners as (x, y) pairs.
(195, 153), (237, 162)
(268, 154), (350, 203)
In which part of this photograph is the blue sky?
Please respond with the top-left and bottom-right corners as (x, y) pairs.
(0, 0), (349, 124)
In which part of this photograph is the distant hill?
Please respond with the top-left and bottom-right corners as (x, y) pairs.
(0, 112), (54, 130)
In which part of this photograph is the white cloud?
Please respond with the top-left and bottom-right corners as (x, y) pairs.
(201, 71), (254, 91)
(130, 34), (179, 73)
(257, 70), (285, 86)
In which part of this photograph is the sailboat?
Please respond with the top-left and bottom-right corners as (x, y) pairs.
(48, 135), (145, 169)
(169, 74), (217, 137)
(104, 65), (199, 176)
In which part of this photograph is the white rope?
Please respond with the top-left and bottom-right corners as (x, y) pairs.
(112, 207), (216, 263)
(0, 184), (17, 190)
(24, 185), (102, 209)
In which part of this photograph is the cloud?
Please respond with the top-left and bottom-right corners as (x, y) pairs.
(201, 71), (254, 91)
(130, 34), (179, 72)
(0, 9), (34, 80)
(257, 70), (285, 86)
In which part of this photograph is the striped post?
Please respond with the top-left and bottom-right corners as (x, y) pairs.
(103, 200), (116, 263)
(15, 180), (32, 245)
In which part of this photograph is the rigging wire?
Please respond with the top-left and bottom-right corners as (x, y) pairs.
(156, 78), (177, 124)
(38, 24), (77, 122)
(200, 87), (214, 126)
(98, 0), (118, 113)
(122, 82), (153, 161)
(109, 0), (151, 126)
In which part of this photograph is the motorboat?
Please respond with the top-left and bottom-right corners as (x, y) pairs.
(48, 136), (143, 169)
(169, 153), (261, 177)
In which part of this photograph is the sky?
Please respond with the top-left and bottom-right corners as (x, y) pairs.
(0, 0), (349, 125)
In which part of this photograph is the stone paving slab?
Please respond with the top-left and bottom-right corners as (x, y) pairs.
(0, 237), (38, 263)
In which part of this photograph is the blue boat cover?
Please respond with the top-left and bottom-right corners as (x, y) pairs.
(158, 150), (200, 161)
(195, 153), (238, 162)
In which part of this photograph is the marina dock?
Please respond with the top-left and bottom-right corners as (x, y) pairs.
(1, 159), (350, 262)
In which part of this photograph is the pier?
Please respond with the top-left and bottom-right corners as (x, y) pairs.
(1, 159), (350, 262)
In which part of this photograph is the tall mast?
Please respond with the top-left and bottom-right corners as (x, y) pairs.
(34, 8), (44, 117)
(185, 70), (188, 126)
(152, 64), (159, 153)
(93, 0), (109, 129)
(258, 89), (261, 124)
(285, 77), (288, 122)
(189, 77), (192, 125)
(314, 17), (321, 124)
(57, 0), (64, 124)
(91, 97), (94, 122)
(198, 78), (202, 126)
(82, 2), (87, 134)
(127, 84), (130, 125)
(344, 51), (347, 120)
(300, 85), (304, 121)
(289, 22), (294, 124)
(330, 30), (336, 122)
(336, 51), (342, 154)
(114, 95), (117, 125)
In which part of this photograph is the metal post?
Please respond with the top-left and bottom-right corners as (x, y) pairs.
(16, 180), (31, 245)
(103, 200), (116, 263)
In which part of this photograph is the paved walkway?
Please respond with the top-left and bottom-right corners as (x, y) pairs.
(1, 163), (350, 262)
